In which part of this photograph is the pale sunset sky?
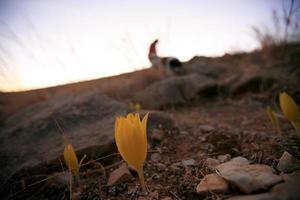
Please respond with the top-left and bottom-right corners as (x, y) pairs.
(0, 0), (286, 92)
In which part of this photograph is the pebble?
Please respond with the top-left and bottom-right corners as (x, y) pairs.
(277, 151), (300, 173)
(196, 173), (229, 195)
(157, 163), (167, 171)
(161, 197), (173, 200)
(230, 156), (250, 164)
(217, 154), (231, 163)
(137, 197), (147, 200)
(151, 128), (164, 141)
(196, 150), (206, 159)
(149, 190), (159, 199)
(151, 153), (161, 162)
(216, 161), (282, 194)
(182, 159), (196, 167)
(107, 163), (132, 186)
(169, 163), (181, 173)
(201, 143), (214, 152)
(199, 124), (215, 132)
(204, 158), (220, 169)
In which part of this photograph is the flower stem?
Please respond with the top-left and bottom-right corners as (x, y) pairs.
(137, 167), (146, 192)
(291, 121), (300, 138)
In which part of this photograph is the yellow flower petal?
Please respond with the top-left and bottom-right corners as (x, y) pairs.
(126, 113), (135, 123)
(279, 92), (299, 122)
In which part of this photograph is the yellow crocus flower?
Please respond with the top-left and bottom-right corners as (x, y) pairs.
(64, 143), (79, 176)
(266, 106), (281, 134)
(279, 92), (299, 122)
(114, 113), (149, 191)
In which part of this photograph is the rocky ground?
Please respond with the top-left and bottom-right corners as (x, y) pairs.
(0, 43), (300, 200)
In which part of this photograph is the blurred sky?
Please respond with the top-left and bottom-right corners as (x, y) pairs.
(0, 0), (285, 92)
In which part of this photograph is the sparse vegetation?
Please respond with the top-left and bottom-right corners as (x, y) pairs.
(1, 41), (299, 199)
(252, 0), (300, 49)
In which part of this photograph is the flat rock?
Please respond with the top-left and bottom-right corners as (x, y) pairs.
(271, 170), (300, 200)
(227, 193), (282, 200)
(134, 74), (218, 109)
(228, 171), (300, 200)
(107, 163), (132, 186)
(196, 173), (229, 195)
(277, 151), (300, 173)
(0, 90), (175, 184)
(216, 161), (282, 194)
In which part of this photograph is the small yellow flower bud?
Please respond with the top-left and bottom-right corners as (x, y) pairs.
(266, 106), (281, 134)
(279, 92), (299, 122)
(64, 143), (79, 176)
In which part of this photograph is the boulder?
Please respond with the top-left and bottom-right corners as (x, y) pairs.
(0, 90), (174, 184)
(134, 74), (218, 109)
(1, 91), (127, 183)
(144, 110), (175, 131)
(229, 73), (275, 95)
(183, 60), (223, 78)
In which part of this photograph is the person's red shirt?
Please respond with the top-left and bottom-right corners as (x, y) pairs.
(148, 39), (158, 60)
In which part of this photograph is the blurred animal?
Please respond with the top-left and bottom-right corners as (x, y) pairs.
(161, 57), (183, 74)
(148, 39), (183, 75)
